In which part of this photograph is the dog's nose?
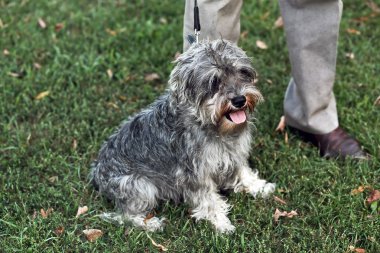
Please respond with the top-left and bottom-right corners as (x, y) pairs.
(231, 95), (246, 108)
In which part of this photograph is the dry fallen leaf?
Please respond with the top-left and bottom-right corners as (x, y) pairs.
(351, 185), (366, 195)
(55, 23), (64, 32)
(346, 28), (361, 35)
(260, 11), (270, 20)
(145, 73), (160, 82)
(351, 16), (370, 23)
(240, 30), (249, 39)
(374, 96), (380, 106)
(159, 17), (168, 24)
(72, 139), (78, 150)
(34, 62), (42, 69)
(8, 72), (21, 78)
(256, 40), (268, 50)
(118, 95), (127, 101)
(274, 16), (284, 28)
(40, 208), (53, 218)
(26, 133), (32, 145)
(266, 79), (273, 85)
(351, 185), (372, 195)
(107, 102), (119, 110)
(368, 236), (376, 242)
(275, 116), (286, 132)
(147, 234), (168, 252)
(107, 69), (113, 79)
(366, 0), (380, 13)
(273, 195), (287, 205)
(277, 188), (289, 193)
(76, 206), (89, 218)
(350, 247), (366, 253)
(83, 229), (103, 242)
(366, 189), (380, 204)
(345, 52), (355, 60)
(54, 226), (65, 236)
(273, 208), (298, 222)
(125, 75), (135, 83)
(3, 49), (10, 55)
(38, 18), (47, 29)
(106, 28), (117, 36)
(48, 176), (58, 183)
(35, 91), (50, 100)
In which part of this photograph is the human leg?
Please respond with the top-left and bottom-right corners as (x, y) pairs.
(183, 0), (243, 51)
(279, 0), (342, 135)
(279, 0), (367, 158)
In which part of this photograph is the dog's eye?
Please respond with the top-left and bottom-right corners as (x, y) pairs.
(210, 76), (220, 93)
(239, 68), (255, 81)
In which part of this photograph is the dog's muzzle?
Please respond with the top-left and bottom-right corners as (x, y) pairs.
(225, 95), (247, 124)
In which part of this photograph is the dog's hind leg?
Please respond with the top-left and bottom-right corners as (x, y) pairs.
(105, 175), (166, 231)
(186, 185), (235, 234)
(234, 166), (276, 198)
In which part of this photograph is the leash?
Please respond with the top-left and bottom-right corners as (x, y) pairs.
(187, 0), (201, 45)
(194, 0), (201, 43)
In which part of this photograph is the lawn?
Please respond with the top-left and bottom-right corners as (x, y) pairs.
(0, 0), (379, 252)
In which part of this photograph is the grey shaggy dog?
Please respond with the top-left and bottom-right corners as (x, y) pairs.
(90, 39), (275, 233)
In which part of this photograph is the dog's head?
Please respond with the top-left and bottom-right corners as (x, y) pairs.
(169, 39), (263, 134)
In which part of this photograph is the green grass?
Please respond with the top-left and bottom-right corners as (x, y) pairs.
(1, 0), (379, 252)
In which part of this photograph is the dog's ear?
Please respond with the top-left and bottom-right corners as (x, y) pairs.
(184, 70), (196, 97)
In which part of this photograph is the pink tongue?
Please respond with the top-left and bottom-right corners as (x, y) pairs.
(229, 110), (246, 124)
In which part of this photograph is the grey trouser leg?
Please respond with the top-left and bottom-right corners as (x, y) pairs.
(183, 0), (243, 51)
(183, 0), (341, 134)
(279, 0), (342, 134)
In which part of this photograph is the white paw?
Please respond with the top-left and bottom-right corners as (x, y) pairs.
(211, 214), (236, 234)
(144, 217), (166, 232)
(250, 180), (276, 198)
(261, 182), (276, 198)
(213, 218), (236, 234)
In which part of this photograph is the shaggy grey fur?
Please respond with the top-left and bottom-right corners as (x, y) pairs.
(90, 39), (275, 233)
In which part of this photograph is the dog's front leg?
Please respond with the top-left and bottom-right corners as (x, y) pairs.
(187, 186), (235, 234)
(234, 166), (276, 198)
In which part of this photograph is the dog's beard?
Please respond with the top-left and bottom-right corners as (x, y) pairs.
(202, 86), (263, 135)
